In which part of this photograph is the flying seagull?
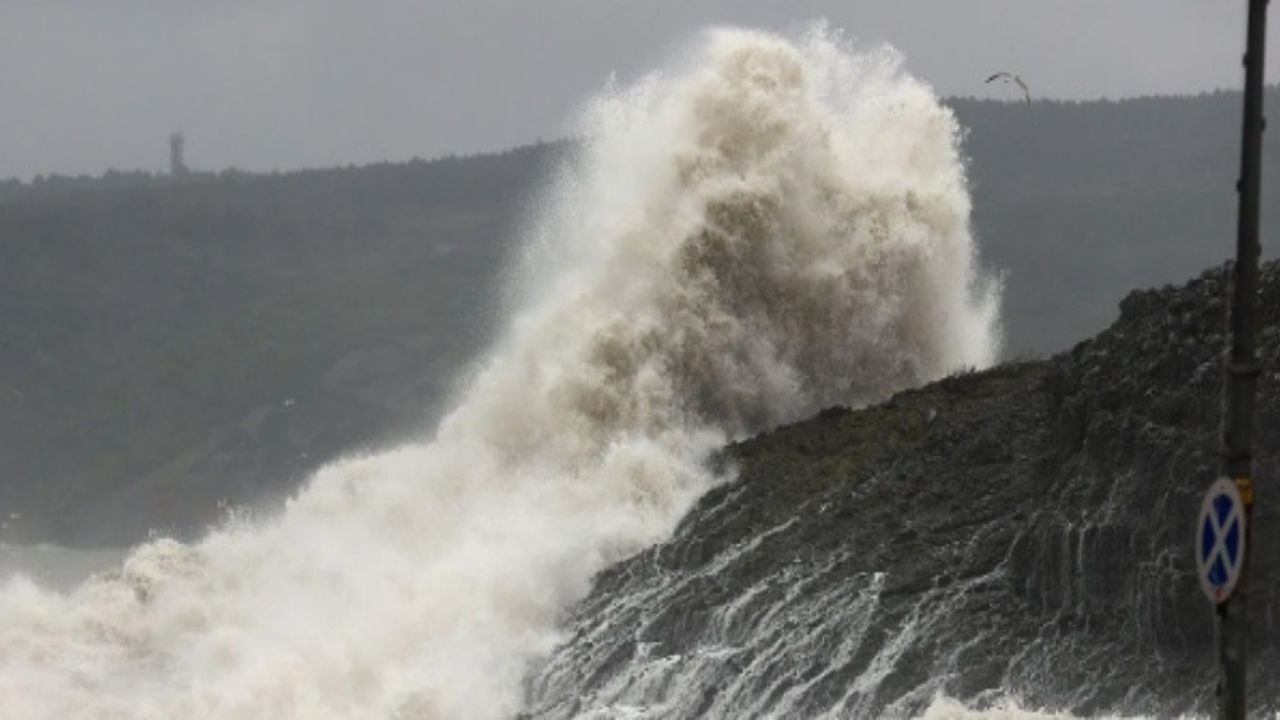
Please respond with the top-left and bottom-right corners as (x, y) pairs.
(985, 71), (1031, 104)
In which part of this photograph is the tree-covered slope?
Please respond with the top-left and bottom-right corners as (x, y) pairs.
(0, 145), (560, 543)
(955, 90), (1280, 352)
(2, 89), (1277, 546)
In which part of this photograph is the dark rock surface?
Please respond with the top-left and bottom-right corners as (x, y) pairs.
(522, 262), (1280, 718)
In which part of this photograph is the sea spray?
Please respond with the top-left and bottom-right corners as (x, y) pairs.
(0, 26), (998, 719)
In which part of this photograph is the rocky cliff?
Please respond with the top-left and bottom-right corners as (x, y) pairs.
(522, 262), (1280, 718)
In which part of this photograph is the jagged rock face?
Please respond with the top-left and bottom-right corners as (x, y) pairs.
(521, 262), (1280, 718)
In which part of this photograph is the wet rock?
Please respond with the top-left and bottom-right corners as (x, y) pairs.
(524, 261), (1280, 718)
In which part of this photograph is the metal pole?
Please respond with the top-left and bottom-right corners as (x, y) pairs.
(1218, 0), (1268, 717)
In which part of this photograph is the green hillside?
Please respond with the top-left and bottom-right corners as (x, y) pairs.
(1, 90), (1276, 546)
(1, 146), (558, 543)
(956, 90), (1279, 351)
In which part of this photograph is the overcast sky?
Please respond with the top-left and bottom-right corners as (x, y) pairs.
(2, 1), (1275, 180)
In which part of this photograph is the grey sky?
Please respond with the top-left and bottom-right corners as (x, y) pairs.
(1, 1), (1274, 179)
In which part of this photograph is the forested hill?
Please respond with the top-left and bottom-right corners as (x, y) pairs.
(0, 144), (562, 545)
(955, 89), (1279, 352)
(2, 91), (1276, 546)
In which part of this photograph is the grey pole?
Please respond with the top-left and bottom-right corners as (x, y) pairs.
(1218, 0), (1268, 717)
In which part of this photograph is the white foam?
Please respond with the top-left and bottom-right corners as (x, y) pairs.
(0, 25), (999, 719)
(917, 695), (1172, 720)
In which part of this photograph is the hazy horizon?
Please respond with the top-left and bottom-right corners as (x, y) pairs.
(3, 0), (1276, 181)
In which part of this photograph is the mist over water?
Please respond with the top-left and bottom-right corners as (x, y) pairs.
(0, 544), (126, 593)
(0, 27), (999, 719)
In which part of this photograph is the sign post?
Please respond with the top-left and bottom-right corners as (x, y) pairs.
(1213, 1), (1269, 717)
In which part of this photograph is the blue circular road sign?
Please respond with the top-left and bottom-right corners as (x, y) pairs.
(1197, 477), (1247, 604)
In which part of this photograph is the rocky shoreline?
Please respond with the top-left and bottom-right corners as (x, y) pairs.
(522, 262), (1280, 718)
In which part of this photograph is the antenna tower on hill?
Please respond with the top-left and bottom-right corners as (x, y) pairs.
(169, 131), (187, 178)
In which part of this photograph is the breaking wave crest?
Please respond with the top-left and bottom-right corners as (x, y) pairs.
(0, 26), (999, 719)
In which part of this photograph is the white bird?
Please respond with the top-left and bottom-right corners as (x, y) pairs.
(986, 71), (1031, 104)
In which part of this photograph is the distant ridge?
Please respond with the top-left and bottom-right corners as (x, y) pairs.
(1, 89), (1277, 546)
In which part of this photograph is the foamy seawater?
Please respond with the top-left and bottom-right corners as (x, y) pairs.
(0, 544), (127, 593)
(0, 25), (1000, 719)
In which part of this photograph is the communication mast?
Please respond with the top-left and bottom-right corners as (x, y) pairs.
(169, 132), (187, 177)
